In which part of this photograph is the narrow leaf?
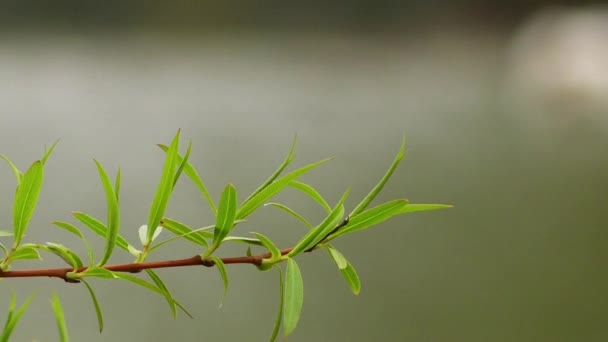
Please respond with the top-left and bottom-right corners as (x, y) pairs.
(288, 180), (331, 213)
(0, 294), (35, 342)
(51, 293), (69, 342)
(146, 270), (193, 319)
(8, 246), (40, 261)
(237, 157), (333, 220)
(264, 203), (313, 229)
(242, 135), (297, 206)
(147, 130), (180, 244)
(350, 136), (406, 217)
(114, 167), (121, 202)
(72, 212), (130, 251)
(46, 243), (83, 269)
(52, 221), (94, 266)
(269, 265), (284, 342)
(251, 232), (281, 260)
(159, 218), (209, 247)
(0, 155), (22, 185)
(340, 262), (361, 295)
(283, 258), (304, 336)
(326, 245), (348, 269)
(209, 256), (229, 308)
(115, 273), (168, 297)
(13, 160), (44, 247)
(93, 160), (120, 266)
(289, 189), (348, 256)
(81, 279), (104, 332)
(41, 140), (59, 165)
(222, 236), (262, 246)
(399, 203), (453, 214)
(0, 231), (13, 237)
(82, 267), (117, 279)
(172, 140), (192, 189)
(213, 184), (238, 247)
(159, 143), (217, 214)
(330, 199), (409, 239)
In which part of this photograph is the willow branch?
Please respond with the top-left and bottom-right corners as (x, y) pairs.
(0, 247), (295, 282)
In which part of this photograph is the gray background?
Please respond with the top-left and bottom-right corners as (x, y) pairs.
(1, 3), (607, 341)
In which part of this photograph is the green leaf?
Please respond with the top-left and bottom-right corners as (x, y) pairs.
(208, 256), (229, 308)
(283, 258), (304, 336)
(146, 270), (193, 319)
(82, 267), (117, 279)
(46, 242), (83, 269)
(340, 262), (361, 295)
(222, 236), (262, 246)
(0, 293), (35, 342)
(158, 143), (217, 214)
(241, 135), (297, 206)
(251, 232), (281, 260)
(172, 140), (192, 189)
(213, 184), (238, 248)
(115, 273), (168, 297)
(399, 203), (453, 214)
(288, 180), (331, 213)
(0, 231), (14, 237)
(0, 243), (8, 257)
(246, 246), (252, 256)
(81, 279), (104, 332)
(9, 246), (41, 261)
(72, 212), (131, 251)
(269, 265), (284, 342)
(42, 140), (59, 165)
(330, 199), (409, 239)
(159, 218), (209, 248)
(52, 221), (94, 266)
(147, 130), (180, 244)
(264, 203), (313, 230)
(325, 245), (348, 269)
(237, 157), (333, 220)
(114, 167), (121, 202)
(93, 160), (120, 266)
(350, 136), (406, 217)
(289, 189), (348, 257)
(51, 293), (69, 342)
(1, 294), (17, 335)
(0, 155), (22, 185)
(12, 160), (44, 247)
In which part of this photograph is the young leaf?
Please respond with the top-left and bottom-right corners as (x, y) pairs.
(251, 232), (281, 260)
(41, 140), (59, 165)
(399, 203), (453, 214)
(1, 294), (17, 337)
(325, 245), (348, 269)
(146, 269), (193, 319)
(241, 135), (297, 206)
(283, 258), (304, 336)
(330, 199), (409, 239)
(139, 225), (163, 245)
(269, 265), (284, 342)
(114, 167), (121, 202)
(264, 203), (313, 230)
(72, 212), (130, 251)
(289, 189), (348, 257)
(46, 242), (83, 269)
(13, 160), (44, 247)
(8, 246), (41, 261)
(213, 184), (238, 248)
(208, 256), (229, 308)
(340, 262), (361, 295)
(52, 221), (95, 266)
(115, 273), (169, 297)
(159, 218), (209, 248)
(350, 136), (406, 217)
(0, 231), (13, 237)
(288, 180), (331, 213)
(147, 130), (180, 244)
(172, 140), (192, 189)
(237, 157), (333, 220)
(82, 267), (117, 279)
(0, 293), (35, 342)
(222, 236), (262, 245)
(93, 160), (120, 266)
(81, 279), (104, 332)
(0, 155), (22, 185)
(51, 293), (69, 342)
(158, 143), (217, 214)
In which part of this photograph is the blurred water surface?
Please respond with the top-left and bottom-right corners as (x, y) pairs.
(0, 32), (606, 341)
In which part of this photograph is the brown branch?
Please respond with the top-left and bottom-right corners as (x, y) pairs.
(0, 247), (295, 282)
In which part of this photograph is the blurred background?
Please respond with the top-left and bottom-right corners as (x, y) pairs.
(1, 1), (607, 341)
